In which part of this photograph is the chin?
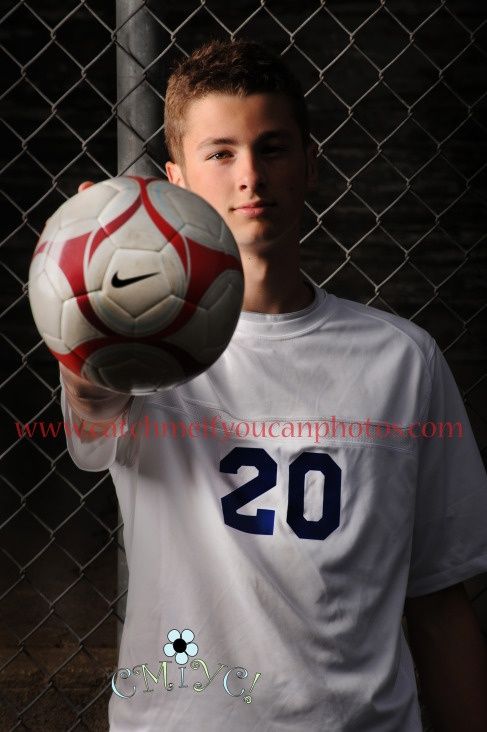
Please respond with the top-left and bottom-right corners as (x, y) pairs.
(233, 222), (276, 243)
(239, 221), (300, 250)
(234, 237), (283, 256)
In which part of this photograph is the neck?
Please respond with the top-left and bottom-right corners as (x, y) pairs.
(240, 245), (314, 314)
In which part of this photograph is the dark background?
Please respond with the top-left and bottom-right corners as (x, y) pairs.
(1, 0), (486, 729)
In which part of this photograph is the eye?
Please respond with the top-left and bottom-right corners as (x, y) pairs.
(208, 150), (232, 161)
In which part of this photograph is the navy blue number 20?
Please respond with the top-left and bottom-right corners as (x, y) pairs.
(220, 448), (341, 541)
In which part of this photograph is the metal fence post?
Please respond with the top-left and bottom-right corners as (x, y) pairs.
(115, 0), (164, 647)
(116, 0), (164, 175)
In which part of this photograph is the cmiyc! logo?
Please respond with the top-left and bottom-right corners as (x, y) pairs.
(111, 628), (262, 704)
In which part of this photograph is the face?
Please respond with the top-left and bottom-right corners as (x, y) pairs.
(166, 92), (317, 255)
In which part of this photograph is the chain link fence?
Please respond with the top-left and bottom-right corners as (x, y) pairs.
(1, 0), (486, 728)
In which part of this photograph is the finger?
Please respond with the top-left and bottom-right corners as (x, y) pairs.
(78, 181), (95, 193)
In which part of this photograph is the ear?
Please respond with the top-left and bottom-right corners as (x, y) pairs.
(305, 141), (318, 192)
(165, 160), (187, 189)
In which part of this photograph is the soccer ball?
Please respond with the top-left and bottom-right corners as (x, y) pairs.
(28, 176), (244, 394)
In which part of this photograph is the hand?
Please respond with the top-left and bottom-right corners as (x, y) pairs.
(60, 363), (131, 422)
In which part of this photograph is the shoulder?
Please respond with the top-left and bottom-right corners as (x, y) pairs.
(329, 293), (437, 367)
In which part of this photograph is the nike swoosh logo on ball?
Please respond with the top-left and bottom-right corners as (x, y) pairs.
(111, 271), (158, 288)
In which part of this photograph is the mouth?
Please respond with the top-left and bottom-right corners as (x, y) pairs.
(232, 201), (276, 217)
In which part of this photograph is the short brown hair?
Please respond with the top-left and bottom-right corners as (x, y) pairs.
(164, 39), (310, 164)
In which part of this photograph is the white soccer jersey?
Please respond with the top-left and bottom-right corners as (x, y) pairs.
(60, 283), (487, 731)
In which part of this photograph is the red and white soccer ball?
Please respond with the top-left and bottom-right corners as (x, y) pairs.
(28, 176), (244, 393)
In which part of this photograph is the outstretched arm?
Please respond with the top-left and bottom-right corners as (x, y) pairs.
(405, 581), (487, 732)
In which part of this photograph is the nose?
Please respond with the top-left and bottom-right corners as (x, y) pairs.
(237, 150), (266, 193)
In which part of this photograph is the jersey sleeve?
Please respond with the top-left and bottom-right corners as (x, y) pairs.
(406, 339), (487, 597)
(59, 373), (130, 472)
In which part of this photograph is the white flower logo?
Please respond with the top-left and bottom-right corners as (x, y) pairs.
(163, 628), (199, 665)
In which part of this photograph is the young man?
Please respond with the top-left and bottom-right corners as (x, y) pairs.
(61, 40), (487, 730)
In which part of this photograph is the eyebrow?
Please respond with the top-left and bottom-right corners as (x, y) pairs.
(196, 130), (292, 150)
